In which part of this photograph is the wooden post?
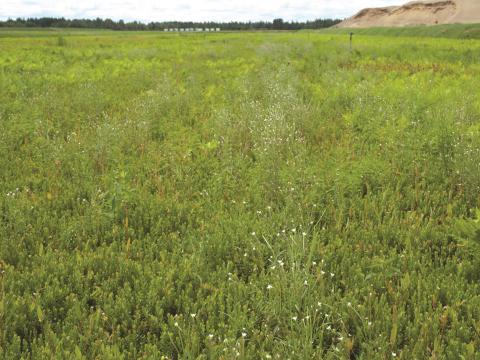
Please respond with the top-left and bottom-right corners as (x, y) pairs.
(350, 32), (354, 52)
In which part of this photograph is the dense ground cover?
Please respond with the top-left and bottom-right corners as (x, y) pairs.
(1, 30), (480, 359)
(324, 23), (480, 40)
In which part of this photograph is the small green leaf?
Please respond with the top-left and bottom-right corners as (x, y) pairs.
(390, 323), (397, 347)
(36, 306), (44, 322)
(75, 346), (83, 359)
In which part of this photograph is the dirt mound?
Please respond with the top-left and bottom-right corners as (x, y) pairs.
(337, 0), (480, 28)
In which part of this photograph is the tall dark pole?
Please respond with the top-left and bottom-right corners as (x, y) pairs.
(350, 32), (354, 52)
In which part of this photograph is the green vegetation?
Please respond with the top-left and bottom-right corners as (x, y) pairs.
(0, 17), (340, 31)
(324, 22), (480, 40)
(1, 30), (480, 359)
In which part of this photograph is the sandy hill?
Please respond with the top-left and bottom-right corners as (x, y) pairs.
(336, 0), (480, 28)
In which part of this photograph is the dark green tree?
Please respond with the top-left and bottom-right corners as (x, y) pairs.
(272, 18), (284, 30)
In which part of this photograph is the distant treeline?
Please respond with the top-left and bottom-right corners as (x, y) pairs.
(0, 17), (341, 31)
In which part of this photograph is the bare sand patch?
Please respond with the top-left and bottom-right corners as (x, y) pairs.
(337, 0), (480, 28)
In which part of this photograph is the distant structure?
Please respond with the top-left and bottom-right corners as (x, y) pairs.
(163, 27), (221, 32)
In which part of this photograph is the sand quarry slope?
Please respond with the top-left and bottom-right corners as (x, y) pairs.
(337, 0), (480, 28)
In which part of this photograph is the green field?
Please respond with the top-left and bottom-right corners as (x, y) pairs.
(324, 23), (480, 40)
(1, 30), (480, 359)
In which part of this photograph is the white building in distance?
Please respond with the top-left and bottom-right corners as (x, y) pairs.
(163, 28), (221, 32)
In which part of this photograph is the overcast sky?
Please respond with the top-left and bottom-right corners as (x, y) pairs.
(0, 0), (403, 22)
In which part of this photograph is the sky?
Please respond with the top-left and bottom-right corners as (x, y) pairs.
(0, 0), (403, 22)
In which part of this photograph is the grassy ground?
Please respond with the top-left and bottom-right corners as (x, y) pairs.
(323, 23), (480, 39)
(1, 30), (480, 359)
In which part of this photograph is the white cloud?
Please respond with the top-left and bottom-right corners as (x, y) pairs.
(0, 0), (404, 22)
